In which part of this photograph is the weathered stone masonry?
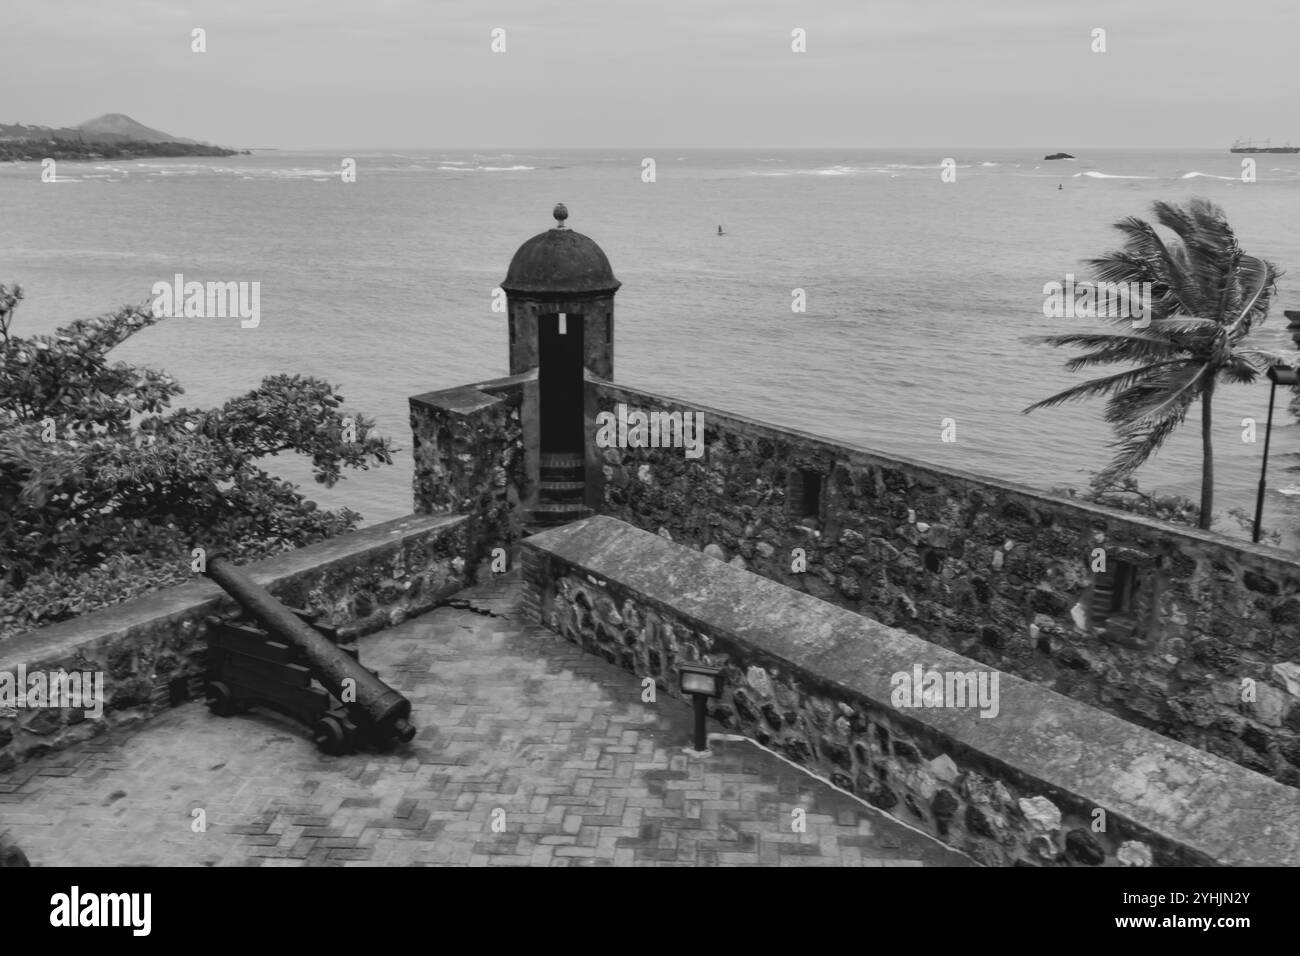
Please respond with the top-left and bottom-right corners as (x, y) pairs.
(587, 380), (1300, 788)
(397, 209), (1300, 867)
(521, 516), (1300, 867)
(410, 374), (531, 554)
(0, 514), (476, 773)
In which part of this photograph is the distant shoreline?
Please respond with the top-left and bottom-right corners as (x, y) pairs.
(0, 140), (246, 162)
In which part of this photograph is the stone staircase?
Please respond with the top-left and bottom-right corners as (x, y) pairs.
(527, 453), (592, 530)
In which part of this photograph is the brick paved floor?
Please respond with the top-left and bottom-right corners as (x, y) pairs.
(0, 573), (972, 867)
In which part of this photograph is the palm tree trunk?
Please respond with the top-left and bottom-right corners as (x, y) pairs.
(1199, 381), (1214, 529)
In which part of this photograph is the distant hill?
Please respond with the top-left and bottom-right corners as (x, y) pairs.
(0, 113), (243, 161)
(77, 113), (198, 145)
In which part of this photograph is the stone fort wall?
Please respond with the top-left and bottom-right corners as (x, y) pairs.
(406, 374), (1300, 791)
(575, 380), (1300, 788)
(521, 516), (1300, 867)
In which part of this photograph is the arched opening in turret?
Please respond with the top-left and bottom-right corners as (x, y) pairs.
(539, 311), (585, 455)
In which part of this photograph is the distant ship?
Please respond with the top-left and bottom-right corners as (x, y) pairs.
(1230, 138), (1299, 153)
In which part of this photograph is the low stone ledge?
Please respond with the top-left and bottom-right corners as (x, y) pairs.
(0, 513), (474, 771)
(522, 515), (1300, 867)
(409, 371), (531, 417)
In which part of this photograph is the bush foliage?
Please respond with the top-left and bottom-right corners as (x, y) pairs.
(0, 284), (393, 638)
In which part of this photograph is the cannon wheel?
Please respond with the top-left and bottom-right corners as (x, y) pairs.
(205, 681), (237, 718)
(312, 715), (348, 755)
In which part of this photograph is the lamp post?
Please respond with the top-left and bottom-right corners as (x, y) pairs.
(678, 662), (723, 755)
(1253, 364), (1299, 543)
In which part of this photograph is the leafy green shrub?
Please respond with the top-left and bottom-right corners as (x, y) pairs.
(0, 283), (393, 639)
(1052, 476), (1282, 545)
(1052, 477), (1201, 527)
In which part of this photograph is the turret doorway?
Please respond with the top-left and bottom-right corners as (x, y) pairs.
(538, 312), (584, 455)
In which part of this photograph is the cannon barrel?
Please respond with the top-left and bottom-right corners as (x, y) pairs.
(204, 554), (415, 743)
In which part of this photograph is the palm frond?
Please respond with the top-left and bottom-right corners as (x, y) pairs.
(1223, 255), (1280, 341)
(1030, 330), (1176, 349)
(1219, 362), (1259, 386)
(1062, 342), (1182, 371)
(1088, 224), (1207, 317)
(1092, 410), (1188, 489)
(1150, 199), (1241, 319)
(1141, 315), (1225, 335)
(1083, 252), (1153, 285)
(1239, 348), (1300, 368)
(1022, 361), (1191, 413)
(1102, 362), (1209, 427)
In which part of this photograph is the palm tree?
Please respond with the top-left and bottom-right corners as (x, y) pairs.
(1024, 197), (1287, 531)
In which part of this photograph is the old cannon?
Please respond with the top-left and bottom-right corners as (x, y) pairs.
(202, 554), (415, 754)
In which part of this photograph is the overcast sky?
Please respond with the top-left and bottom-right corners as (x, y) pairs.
(4, 0), (1296, 149)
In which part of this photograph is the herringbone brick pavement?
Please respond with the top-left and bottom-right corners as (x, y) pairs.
(0, 573), (972, 866)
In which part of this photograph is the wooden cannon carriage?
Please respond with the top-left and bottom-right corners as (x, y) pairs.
(202, 554), (415, 755)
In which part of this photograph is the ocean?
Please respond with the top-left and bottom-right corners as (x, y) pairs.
(3, 147), (1300, 544)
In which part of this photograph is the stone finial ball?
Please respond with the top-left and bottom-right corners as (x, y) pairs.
(553, 203), (569, 226)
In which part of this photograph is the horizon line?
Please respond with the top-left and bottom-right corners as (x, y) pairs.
(233, 144), (1246, 152)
